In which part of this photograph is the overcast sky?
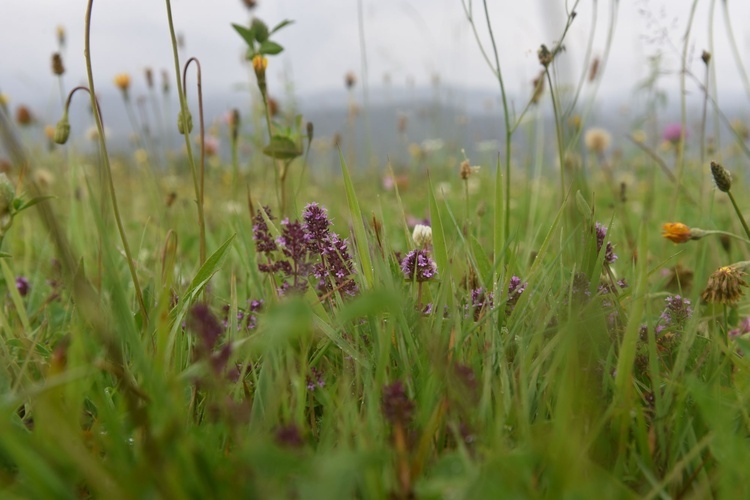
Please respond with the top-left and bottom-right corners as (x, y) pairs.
(3, 0), (750, 117)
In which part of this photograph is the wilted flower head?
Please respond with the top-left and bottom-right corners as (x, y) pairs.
(401, 249), (437, 282)
(662, 123), (686, 144)
(584, 128), (612, 154)
(412, 224), (432, 248)
(701, 264), (748, 305)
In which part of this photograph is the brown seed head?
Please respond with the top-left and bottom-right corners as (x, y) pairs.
(345, 71), (357, 90)
(710, 161), (732, 192)
(267, 97), (279, 117)
(531, 71), (545, 104)
(161, 69), (170, 94)
(702, 265), (748, 305)
(460, 159), (472, 180)
(588, 56), (600, 81)
(144, 67), (154, 89)
(241, 0), (258, 8)
(51, 53), (65, 76)
(701, 50), (711, 65)
(538, 44), (553, 67)
(15, 105), (33, 126)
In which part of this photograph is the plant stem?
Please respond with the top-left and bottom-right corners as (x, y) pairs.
(727, 191), (750, 240)
(164, 0), (207, 266)
(84, 0), (148, 323)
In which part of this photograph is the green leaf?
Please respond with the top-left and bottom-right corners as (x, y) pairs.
(184, 234), (236, 304)
(232, 23), (256, 51)
(259, 40), (284, 55)
(269, 19), (295, 35)
(15, 195), (54, 213)
(339, 150), (373, 289)
(427, 175), (449, 281)
(263, 135), (302, 160)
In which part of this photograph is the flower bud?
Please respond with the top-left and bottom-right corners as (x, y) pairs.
(177, 110), (193, 135)
(710, 161), (732, 193)
(51, 53), (65, 76)
(412, 224), (432, 248)
(0, 174), (15, 217)
(54, 113), (71, 144)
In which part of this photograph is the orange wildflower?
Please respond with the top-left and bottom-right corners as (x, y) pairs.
(113, 73), (131, 93)
(662, 222), (693, 244)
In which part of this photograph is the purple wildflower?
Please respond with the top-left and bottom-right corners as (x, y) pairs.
(15, 276), (29, 297)
(663, 123), (687, 144)
(506, 276), (527, 313)
(306, 366), (325, 391)
(382, 380), (415, 425)
(729, 317), (750, 339)
(276, 218), (311, 295)
(189, 303), (223, 352)
(655, 295), (692, 334)
(302, 202), (332, 252)
(400, 249), (437, 282)
(274, 424), (304, 448)
(595, 222), (618, 264)
(317, 234), (358, 296)
(252, 206), (277, 255)
(469, 287), (494, 320)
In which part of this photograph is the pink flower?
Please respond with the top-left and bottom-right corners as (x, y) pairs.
(663, 123), (687, 144)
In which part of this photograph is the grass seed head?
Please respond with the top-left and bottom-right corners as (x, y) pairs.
(710, 161), (732, 193)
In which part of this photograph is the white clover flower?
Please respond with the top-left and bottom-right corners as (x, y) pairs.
(412, 224), (432, 248)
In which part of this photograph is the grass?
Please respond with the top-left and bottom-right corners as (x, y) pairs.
(1, 1), (750, 498)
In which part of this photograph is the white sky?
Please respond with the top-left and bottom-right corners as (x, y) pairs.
(2, 0), (750, 114)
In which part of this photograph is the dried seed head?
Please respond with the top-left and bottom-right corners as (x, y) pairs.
(538, 44), (553, 67)
(15, 105), (33, 126)
(161, 69), (170, 94)
(230, 108), (241, 142)
(701, 50), (711, 65)
(588, 56), (600, 82)
(267, 97), (279, 117)
(306, 121), (314, 142)
(51, 53), (65, 76)
(144, 67), (154, 89)
(710, 161), (732, 192)
(701, 264), (748, 305)
(531, 71), (545, 104)
(241, 0), (258, 9)
(345, 71), (357, 90)
(584, 128), (612, 154)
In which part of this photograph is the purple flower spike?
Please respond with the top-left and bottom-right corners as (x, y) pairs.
(400, 249), (437, 282)
(656, 295), (692, 334)
(595, 222), (618, 264)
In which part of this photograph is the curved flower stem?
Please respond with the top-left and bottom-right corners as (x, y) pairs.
(164, 0), (206, 267)
(546, 69), (566, 204)
(84, 0), (148, 323)
(182, 57), (207, 266)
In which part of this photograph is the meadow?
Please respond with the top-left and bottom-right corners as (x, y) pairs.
(1, 0), (750, 498)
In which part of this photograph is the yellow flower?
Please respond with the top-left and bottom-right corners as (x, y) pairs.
(252, 55), (268, 73)
(113, 73), (131, 93)
(662, 222), (693, 244)
(701, 265), (748, 305)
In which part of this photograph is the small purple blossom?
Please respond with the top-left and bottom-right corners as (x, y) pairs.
(302, 202), (332, 252)
(663, 123), (687, 144)
(306, 366), (325, 391)
(381, 380), (415, 425)
(595, 222), (618, 264)
(506, 276), (527, 313)
(469, 287), (494, 320)
(729, 317), (750, 339)
(252, 206), (277, 255)
(655, 295), (692, 334)
(15, 276), (29, 297)
(400, 249), (437, 282)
